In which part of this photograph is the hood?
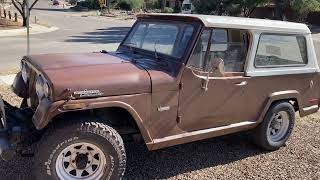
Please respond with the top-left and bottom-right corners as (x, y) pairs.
(25, 53), (152, 100)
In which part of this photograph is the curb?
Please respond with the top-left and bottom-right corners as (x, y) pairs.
(0, 24), (59, 37)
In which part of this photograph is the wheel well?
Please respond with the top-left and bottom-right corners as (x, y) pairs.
(270, 98), (299, 112)
(51, 107), (142, 141)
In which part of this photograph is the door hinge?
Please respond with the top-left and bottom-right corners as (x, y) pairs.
(179, 82), (183, 90)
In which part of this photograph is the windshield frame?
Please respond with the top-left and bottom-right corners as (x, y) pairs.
(119, 19), (201, 63)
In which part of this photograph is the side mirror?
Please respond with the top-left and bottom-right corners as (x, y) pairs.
(202, 58), (225, 91)
(211, 58), (225, 77)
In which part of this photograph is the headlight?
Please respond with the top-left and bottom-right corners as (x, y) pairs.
(36, 75), (50, 99)
(21, 61), (29, 83)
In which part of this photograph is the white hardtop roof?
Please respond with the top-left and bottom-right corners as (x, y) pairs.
(139, 13), (311, 34)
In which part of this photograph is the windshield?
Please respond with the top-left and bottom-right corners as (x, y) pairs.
(123, 21), (195, 59)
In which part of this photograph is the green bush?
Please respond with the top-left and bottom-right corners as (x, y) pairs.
(78, 0), (100, 9)
(145, 0), (160, 9)
(162, 7), (174, 13)
(118, 0), (143, 11)
(118, 0), (131, 10)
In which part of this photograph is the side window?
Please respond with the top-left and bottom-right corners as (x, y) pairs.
(255, 34), (308, 67)
(208, 29), (248, 72)
(187, 30), (211, 69)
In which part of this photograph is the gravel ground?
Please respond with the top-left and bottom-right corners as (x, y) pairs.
(0, 84), (319, 180)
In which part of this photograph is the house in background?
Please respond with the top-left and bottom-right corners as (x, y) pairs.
(249, 3), (294, 20)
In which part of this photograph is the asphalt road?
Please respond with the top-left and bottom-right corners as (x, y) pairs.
(0, 0), (133, 72)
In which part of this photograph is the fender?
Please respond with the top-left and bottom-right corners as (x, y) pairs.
(257, 90), (303, 123)
(12, 72), (28, 98)
(33, 95), (153, 144)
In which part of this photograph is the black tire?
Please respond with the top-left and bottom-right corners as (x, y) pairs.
(253, 101), (295, 151)
(33, 118), (126, 180)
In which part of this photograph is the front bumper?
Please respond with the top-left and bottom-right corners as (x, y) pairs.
(0, 96), (15, 161)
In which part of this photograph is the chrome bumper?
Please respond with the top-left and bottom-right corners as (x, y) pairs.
(0, 96), (7, 129)
(0, 96), (15, 161)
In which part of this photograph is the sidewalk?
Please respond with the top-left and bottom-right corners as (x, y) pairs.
(0, 23), (58, 37)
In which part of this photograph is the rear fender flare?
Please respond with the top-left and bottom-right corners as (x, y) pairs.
(257, 90), (302, 123)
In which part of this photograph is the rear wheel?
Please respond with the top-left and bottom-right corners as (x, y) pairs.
(253, 102), (295, 150)
(33, 119), (126, 180)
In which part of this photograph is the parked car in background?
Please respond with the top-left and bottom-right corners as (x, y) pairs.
(0, 14), (319, 179)
(181, 0), (195, 14)
(53, 0), (59, 5)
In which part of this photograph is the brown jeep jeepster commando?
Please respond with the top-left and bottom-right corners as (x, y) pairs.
(0, 14), (319, 179)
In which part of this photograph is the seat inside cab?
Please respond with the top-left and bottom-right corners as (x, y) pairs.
(188, 28), (250, 77)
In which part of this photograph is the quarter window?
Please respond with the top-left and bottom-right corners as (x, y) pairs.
(255, 34), (308, 67)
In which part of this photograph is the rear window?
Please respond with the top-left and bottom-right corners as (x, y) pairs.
(255, 34), (308, 67)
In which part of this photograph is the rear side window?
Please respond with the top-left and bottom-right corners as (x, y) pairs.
(255, 34), (308, 67)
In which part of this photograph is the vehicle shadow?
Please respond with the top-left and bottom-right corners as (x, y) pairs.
(33, 7), (71, 12)
(0, 132), (266, 180)
(65, 27), (131, 44)
(123, 132), (267, 179)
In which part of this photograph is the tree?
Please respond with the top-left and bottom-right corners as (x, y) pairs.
(274, 0), (286, 20)
(11, 0), (40, 27)
(161, 0), (166, 12)
(291, 0), (320, 21)
(192, 0), (268, 17)
(235, 0), (269, 17)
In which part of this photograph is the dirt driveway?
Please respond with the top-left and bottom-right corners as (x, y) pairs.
(0, 84), (319, 179)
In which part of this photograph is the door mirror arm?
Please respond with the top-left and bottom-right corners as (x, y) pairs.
(202, 67), (212, 91)
(201, 58), (225, 91)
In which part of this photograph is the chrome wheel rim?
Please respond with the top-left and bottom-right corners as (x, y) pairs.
(56, 142), (108, 180)
(267, 111), (290, 142)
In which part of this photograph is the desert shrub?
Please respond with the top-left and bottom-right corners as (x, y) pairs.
(118, 0), (143, 11)
(118, 0), (131, 10)
(78, 0), (100, 9)
(162, 7), (174, 13)
(145, 0), (160, 9)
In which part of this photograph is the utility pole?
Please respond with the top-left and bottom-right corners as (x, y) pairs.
(26, 0), (30, 55)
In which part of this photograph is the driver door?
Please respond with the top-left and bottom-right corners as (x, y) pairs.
(178, 28), (254, 132)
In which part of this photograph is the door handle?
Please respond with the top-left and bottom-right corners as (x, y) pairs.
(235, 81), (247, 86)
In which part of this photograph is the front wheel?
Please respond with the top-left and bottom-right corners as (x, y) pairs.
(253, 101), (295, 151)
(33, 119), (126, 180)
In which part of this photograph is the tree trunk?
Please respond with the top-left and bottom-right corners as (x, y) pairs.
(22, 16), (27, 27)
(161, 0), (166, 11)
(275, 0), (285, 20)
